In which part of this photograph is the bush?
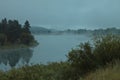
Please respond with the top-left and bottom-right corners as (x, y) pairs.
(67, 42), (97, 79)
(67, 34), (120, 80)
(94, 35), (120, 66)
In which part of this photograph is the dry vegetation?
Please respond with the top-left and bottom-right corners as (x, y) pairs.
(81, 61), (120, 80)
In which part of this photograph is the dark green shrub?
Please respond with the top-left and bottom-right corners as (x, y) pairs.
(94, 35), (120, 66)
(66, 34), (120, 80)
(67, 42), (97, 80)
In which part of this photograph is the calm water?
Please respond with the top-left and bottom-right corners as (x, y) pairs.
(0, 34), (91, 71)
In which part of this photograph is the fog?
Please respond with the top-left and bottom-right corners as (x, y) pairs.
(0, 0), (120, 29)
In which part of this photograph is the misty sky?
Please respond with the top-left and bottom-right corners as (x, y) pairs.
(0, 0), (120, 30)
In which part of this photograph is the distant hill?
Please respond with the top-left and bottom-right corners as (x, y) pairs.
(30, 26), (64, 35)
(30, 26), (120, 35)
(30, 26), (52, 34)
(92, 28), (120, 36)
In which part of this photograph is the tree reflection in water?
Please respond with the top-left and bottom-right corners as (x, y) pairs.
(0, 48), (33, 67)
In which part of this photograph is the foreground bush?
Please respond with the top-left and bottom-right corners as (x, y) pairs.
(94, 35), (120, 66)
(67, 34), (120, 80)
(67, 42), (96, 80)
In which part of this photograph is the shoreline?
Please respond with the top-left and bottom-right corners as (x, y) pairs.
(0, 41), (39, 50)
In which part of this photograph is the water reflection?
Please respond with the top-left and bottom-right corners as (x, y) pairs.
(0, 48), (33, 67)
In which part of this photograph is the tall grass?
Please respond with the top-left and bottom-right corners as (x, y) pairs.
(0, 62), (69, 80)
(81, 61), (120, 80)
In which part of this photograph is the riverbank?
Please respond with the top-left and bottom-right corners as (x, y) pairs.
(0, 61), (119, 80)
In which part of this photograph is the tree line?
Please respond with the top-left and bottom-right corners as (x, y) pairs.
(0, 18), (35, 46)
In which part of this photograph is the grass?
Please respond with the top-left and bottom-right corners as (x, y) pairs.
(0, 61), (119, 80)
(0, 62), (69, 80)
(81, 61), (120, 80)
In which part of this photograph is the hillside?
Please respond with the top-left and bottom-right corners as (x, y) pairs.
(30, 26), (52, 34)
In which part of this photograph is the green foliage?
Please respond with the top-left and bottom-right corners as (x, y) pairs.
(0, 62), (69, 80)
(0, 18), (7, 34)
(67, 34), (120, 80)
(67, 42), (97, 80)
(0, 18), (36, 46)
(6, 20), (22, 43)
(20, 33), (34, 45)
(22, 20), (31, 34)
(94, 35), (120, 66)
(0, 33), (7, 46)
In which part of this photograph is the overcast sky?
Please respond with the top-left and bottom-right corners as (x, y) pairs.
(0, 0), (120, 29)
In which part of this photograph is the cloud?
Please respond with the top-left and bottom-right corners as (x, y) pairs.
(0, 0), (120, 29)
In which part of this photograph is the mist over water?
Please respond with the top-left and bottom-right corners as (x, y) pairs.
(30, 34), (91, 64)
(0, 34), (91, 70)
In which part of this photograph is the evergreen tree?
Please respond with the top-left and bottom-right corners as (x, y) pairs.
(23, 20), (31, 34)
(0, 22), (2, 33)
(0, 33), (6, 46)
(7, 20), (22, 43)
(0, 18), (35, 46)
(1, 18), (8, 34)
(20, 20), (34, 45)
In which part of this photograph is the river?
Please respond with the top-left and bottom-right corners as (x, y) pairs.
(0, 34), (91, 71)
